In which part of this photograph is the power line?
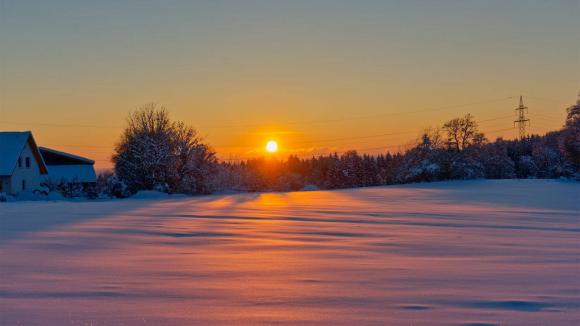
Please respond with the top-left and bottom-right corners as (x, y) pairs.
(521, 95), (571, 105)
(0, 121), (123, 129)
(174, 96), (515, 129)
(0, 96), (514, 130)
(292, 131), (416, 145)
(39, 111), (523, 153)
(281, 96), (514, 126)
(528, 114), (564, 124)
(485, 127), (515, 134)
(530, 119), (562, 127)
(4, 97), (539, 163)
(478, 114), (515, 123)
(530, 111), (566, 119)
(216, 112), (518, 148)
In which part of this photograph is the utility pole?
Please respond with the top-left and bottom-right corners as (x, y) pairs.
(514, 96), (530, 140)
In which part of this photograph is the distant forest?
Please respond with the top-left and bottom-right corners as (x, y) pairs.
(215, 109), (580, 193)
(92, 100), (579, 198)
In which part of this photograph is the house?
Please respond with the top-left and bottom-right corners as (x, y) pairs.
(39, 147), (97, 186)
(0, 131), (48, 195)
(0, 131), (97, 196)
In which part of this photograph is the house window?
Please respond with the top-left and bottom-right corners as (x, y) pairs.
(22, 180), (26, 191)
(18, 158), (22, 168)
(26, 157), (31, 168)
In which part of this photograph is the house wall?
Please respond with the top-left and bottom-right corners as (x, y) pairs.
(9, 141), (42, 195)
(0, 177), (11, 194)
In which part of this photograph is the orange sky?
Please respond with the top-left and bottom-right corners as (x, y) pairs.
(0, 1), (578, 169)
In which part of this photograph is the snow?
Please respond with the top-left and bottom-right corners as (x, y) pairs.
(2, 190), (65, 202)
(130, 190), (187, 200)
(0, 180), (578, 325)
(44, 165), (97, 183)
(0, 131), (31, 175)
(131, 190), (171, 199)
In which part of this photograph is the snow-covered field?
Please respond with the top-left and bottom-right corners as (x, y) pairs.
(1, 180), (578, 325)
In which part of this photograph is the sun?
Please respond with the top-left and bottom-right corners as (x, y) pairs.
(265, 140), (278, 153)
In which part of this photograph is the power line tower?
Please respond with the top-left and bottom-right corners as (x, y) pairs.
(514, 96), (530, 140)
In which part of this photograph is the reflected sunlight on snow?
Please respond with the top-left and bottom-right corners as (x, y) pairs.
(0, 180), (578, 325)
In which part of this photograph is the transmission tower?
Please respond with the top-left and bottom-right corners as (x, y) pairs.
(514, 96), (530, 140)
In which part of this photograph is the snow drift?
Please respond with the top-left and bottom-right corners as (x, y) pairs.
(0, 180), (578, 325)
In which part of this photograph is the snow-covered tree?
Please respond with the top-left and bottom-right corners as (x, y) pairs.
(559, 102), (580, 169)
(517, 155), (538, 178)
(480, 140), (516, 179)
(171, 121), (218, 194)
(113, 104), (174, 192)
(113, 104), (217, 195)
(202, 108), (578, 193)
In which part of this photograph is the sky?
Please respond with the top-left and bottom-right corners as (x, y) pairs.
(1, 0), (578, 169)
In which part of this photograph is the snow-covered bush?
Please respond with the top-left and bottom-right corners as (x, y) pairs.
(42, 179), (95, 199)
(480, 141), (516, 179)
(112, 104), (217, 195)
(518, 155), (538, 178)
(103, 174), (132, 198)
(449, 156), (485, 180)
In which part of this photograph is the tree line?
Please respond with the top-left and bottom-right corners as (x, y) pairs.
(97, 101), (579, 198)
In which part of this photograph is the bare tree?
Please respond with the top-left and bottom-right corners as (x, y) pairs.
(443, 114), (485, 151)
(419, 126), (445, 149)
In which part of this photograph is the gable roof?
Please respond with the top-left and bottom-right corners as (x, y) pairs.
(0, 131), (48, 176)
(39, 147), (95, 165)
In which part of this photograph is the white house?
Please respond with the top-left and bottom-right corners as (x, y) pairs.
(0, 131), (97, 196)
(0, 131), (48, 195)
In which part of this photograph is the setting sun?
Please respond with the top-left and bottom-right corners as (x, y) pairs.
(266, 140), (278, 153)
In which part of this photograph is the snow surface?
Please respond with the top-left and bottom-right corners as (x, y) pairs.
(130, 190), (187, 200)
(0, 180), (579, 325)
(44, 165), (97, 183)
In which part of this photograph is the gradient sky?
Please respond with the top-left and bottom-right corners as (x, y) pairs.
(1, 0), (579, 169)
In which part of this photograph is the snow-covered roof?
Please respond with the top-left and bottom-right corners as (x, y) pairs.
(44, 165), (97, 183)
(39, 147), (95, 165)
(0, 131), (48, 176)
